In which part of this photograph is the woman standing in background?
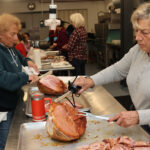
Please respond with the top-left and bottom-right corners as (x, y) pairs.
(50, 20), (69, 60)
(22, 32), (30, 53)
(63, 13), (87, 76)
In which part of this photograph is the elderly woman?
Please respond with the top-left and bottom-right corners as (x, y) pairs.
(74, 2), (150, 133)
(0, 13), (39, 150)
(63, 13), (87, 76)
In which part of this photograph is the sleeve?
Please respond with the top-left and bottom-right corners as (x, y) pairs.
(57, 30), (68, 49)
(0, 49), (29, 92)
(91, 46), (136, 86)
(137, 109), (150, 125)
(0, 68), (28, 92)
(15, 44), (26, 57)
(66, 30), (79, 51)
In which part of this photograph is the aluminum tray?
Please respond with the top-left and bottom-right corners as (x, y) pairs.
(17, 117), (150, 150)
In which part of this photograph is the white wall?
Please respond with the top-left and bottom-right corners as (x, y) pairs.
(0, 0), (111, 40)
(0, 0), (108, 32)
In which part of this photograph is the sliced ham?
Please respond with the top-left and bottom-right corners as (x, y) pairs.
(37, 75), (67, 95)
(46, 102), (87, 141)
(76, 145), (89, 150)
(134, 141), (150, 147)
(117, 136), (134, 148)
(134, 148), (150, 150)
(111, 144), (130, 150)
(76, 136), (150, 150)
(89, 142), (110, 150)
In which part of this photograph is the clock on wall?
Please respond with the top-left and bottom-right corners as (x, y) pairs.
(27, 2), (36, 10)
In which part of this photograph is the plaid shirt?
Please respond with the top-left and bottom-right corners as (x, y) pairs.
(66, 26), (87, 61)
(56, 27), (68, 50)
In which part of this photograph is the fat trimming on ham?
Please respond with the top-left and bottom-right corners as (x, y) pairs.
(46, 102), (87, 141)
(37, 75), (67, 95)
(77, 136), (150, 150)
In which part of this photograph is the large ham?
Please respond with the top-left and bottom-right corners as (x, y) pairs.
(46, 102), (87, 141)
(76, 136), (150, 150)
(37, 75), (67, 95)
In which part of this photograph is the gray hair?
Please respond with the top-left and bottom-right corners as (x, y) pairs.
(70, 13), (85, 28)
(0, 13), (21, 34)
(131, 2), (150, 29)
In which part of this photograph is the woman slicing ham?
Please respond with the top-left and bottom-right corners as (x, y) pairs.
(74, 2), (150, 135)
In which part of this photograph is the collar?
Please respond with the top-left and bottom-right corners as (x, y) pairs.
(0, 43), (14, 50)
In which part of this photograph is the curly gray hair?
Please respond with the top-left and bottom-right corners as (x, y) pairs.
(131, 2), (150, 29)
(70, 13), (85, 28)
(0, 13), (21, 34)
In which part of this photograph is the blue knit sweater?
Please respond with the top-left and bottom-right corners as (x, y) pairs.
(0, 44), (29, 110)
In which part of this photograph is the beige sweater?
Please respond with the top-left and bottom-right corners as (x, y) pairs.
(91, 44), (150, 126)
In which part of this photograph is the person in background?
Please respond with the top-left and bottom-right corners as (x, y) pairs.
(74, 2), (150, 134)
(66, 23), (75, 38)
(48, 29), (58, 47)
(15, 32), (27, 57)
(63, 13), (87, 75)
(50, 20), (69, 60)
(22, 32), (30, 53)
(0, 13), (39, 150)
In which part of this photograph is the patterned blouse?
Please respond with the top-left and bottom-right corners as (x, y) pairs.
(66, 26), (87, 61)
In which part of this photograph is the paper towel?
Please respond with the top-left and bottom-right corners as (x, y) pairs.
(33, 49), (41, 69)
(0, 112), (7, 123)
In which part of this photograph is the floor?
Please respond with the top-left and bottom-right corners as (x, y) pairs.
(85, 62), (129, 97)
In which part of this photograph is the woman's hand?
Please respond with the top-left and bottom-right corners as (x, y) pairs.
(74, 76), (95, 94)
(108, 111), (139, 128)
(62, 44), (67, 49)
(50, 43), (57, 49)
(29, 74), (39, 84)
(27, 60), (39, 74)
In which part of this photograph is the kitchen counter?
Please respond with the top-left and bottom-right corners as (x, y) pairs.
(5, 82), (150, 150)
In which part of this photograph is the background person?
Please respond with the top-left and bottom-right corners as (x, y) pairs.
(74, 2), (150, 134)
(66, 23), (75, 38)
(0, 13), (39, 150)
(50, 20), (69, 60)
(22, 32), (30, 53)
(15, 32), (27, 57)
(63, 13), (87, 76)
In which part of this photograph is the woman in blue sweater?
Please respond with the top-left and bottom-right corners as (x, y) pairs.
(0, 13), (39, 150)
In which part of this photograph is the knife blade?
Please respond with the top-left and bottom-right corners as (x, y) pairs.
(39, 70), (53, 79)
(54, 91), (71, 103)
(78, 112), (109, 121)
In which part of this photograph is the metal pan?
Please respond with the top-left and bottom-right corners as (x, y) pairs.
(17, 117), (150, 150)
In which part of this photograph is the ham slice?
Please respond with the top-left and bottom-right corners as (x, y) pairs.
(46, 102), (87, 141)
(37, 75), (67, 95)
(76, 136), (150, 150)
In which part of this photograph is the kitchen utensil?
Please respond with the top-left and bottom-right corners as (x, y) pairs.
(39, 70), (53, 79)
(77, 112), (109, 121)
(54, 76), (81, 107)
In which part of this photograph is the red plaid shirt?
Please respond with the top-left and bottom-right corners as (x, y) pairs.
(66, 26), (87, 61)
